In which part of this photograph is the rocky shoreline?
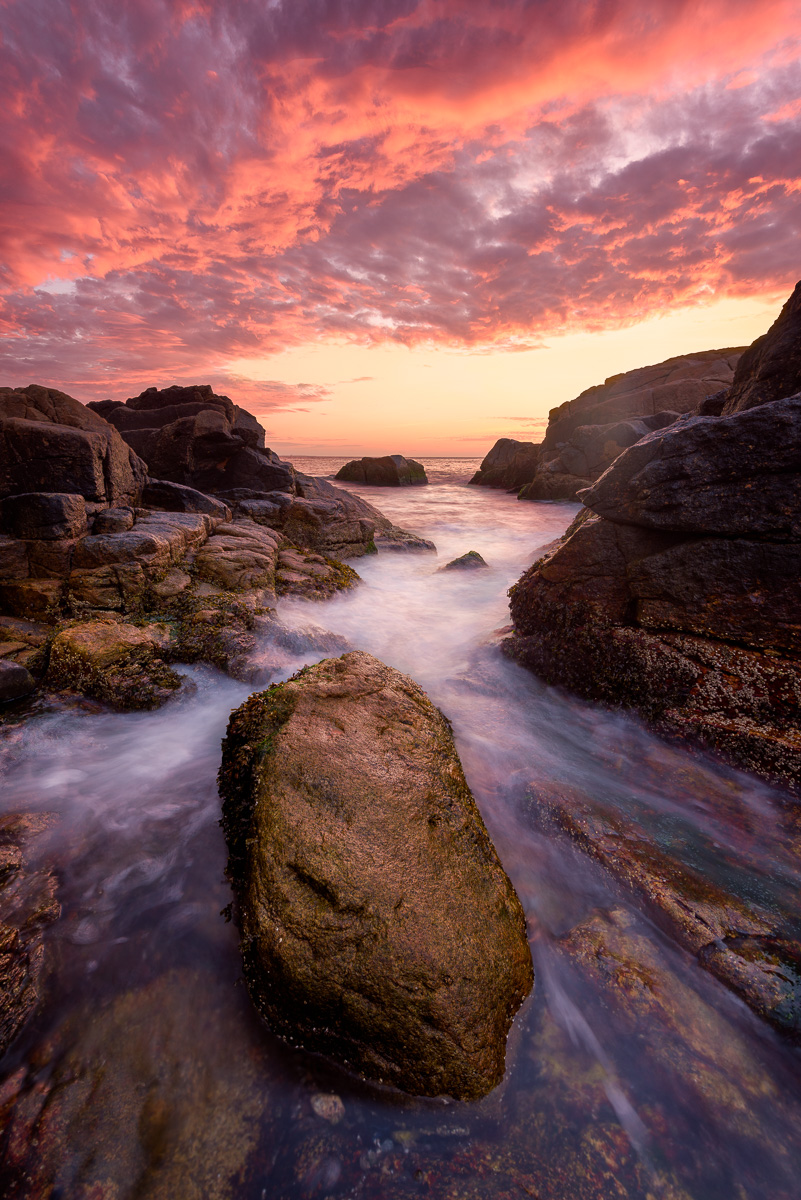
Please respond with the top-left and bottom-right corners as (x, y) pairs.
(1, 287), (800, 1165)
(0, 384), (434, 711)
(504, 281), (801, 793)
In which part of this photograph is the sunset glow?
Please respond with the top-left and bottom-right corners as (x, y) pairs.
(2, 0), (800, 451)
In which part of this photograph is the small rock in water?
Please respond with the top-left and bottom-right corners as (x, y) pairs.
(0, 659), (36, 701)
(219, 651), (533, 1100)
(310, 1093), (345, 1124)
(441, 551), (489, 571)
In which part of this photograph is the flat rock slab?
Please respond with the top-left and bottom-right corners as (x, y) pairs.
(219, 650), (533, 1099)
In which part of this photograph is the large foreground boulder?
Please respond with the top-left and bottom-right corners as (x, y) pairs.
(335, 454), (427, 486)
(219, 651), (533, 1099)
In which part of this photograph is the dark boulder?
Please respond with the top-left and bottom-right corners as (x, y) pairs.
(723, 280), (801, 414)
(517, 349), (742, 503)
(335, 454), (427, 486)
(441, 551), (489, 571)
(0, 385), (147, 506)
(580, 395), (801, 539)
(88, 384), (297, 498)
(219, 651), (533, 1099)
(470, 439), (540, 490)
(0, 659), (36, 701)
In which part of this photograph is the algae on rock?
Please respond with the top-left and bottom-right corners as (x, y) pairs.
(219, 650), (533, 1100)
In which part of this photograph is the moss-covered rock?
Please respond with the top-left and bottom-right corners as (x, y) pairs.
(46, 620), (182, 710)
(219, 651), (533, 1100)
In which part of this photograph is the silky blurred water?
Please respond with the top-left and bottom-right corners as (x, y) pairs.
(1, 459), (800, 1199)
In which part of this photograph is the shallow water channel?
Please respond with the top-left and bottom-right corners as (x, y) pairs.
(1, 459), (801, 1199)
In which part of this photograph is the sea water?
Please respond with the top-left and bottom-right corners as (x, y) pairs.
(1, 459), (800, 1198)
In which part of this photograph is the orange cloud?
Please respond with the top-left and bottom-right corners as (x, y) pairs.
(0, 0), (800, 401)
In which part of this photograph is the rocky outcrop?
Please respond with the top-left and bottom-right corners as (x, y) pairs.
(505, 320), (801, 789)
(519, 349), (742, 501)
(580, 396), (801, 538)
(0, 381), (435, 708)
(0, 813), (60, 1057)
(0, 385), (147, 507)
(520, 410), (681, 501)
(723, 280), (801, 414)
(469, 439), (541, 491)
(219, 651), (533, 1099)
(335, 454), (427, 486)
(0, 477), (362, 706)
(88, 384), (295, 497)
(141, 478), (232, 521)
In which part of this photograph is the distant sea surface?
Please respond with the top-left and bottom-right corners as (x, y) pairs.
(285, 455), (483, 485)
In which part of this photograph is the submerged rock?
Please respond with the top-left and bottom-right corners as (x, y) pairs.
(335, 454), (428, 486)
(536, 784), (801, 1037)
(1, 969), (270, 1200)
(219, 651), (533, 1099)
(0, 813), (60, 1058)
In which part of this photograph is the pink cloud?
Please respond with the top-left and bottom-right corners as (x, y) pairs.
(0, 0), (800, 396)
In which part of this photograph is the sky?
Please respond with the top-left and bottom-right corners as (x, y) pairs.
(1, 1), (800, 455)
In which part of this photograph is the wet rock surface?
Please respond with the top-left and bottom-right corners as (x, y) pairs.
(0, 813), (60, 1058)
(535, 784), (801, 1036)
(219, 651), (533, 1099)
(0, 969), (273, 1200)
(336, 454), (428, 486)
(46, 620), (182, 710)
